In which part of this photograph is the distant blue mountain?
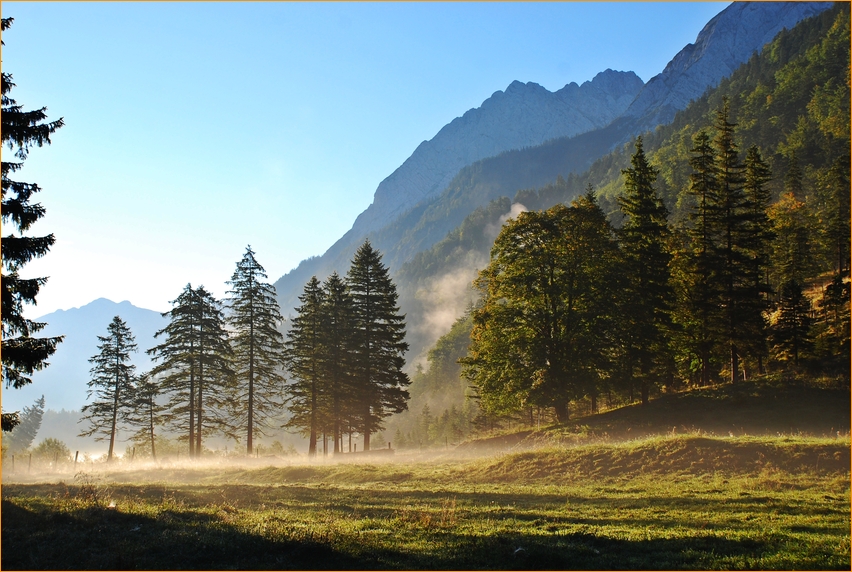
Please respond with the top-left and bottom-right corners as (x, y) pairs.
(1, 298), (167, 413)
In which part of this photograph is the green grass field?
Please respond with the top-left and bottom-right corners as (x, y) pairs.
(2, 381), (850, 570)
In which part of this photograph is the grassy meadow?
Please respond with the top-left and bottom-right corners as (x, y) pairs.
(2, 381), (850, 570)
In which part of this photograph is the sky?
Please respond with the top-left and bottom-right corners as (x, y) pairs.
(2, 1), (729, 317)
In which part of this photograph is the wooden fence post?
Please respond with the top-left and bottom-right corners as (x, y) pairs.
(11, 455), (14, 473)
(74, 451), (79, 473)
(28, 453), (32, 473)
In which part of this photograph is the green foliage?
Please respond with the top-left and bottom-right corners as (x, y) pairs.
(30, 437), (71, 461)
(3, 394), (44, 453)
(770, 280), (814, 367)
(463, 196), (620, 422)
(1, 17), (64, 431)
(226, 245), (287, 454)
(78, 316), (138, 461)
(284, 276), (326, 456)
(617, 137), (674, 403)
(346, 241), (410, 449)
(148, 284), (235, 457)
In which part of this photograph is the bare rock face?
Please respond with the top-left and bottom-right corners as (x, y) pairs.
(624, 1), (833, 127)
(351, 70), (644, 237)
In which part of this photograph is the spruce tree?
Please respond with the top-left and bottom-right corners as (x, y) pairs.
(226, 246), (286, 454)
(346, 241), (410, 450)
(712, 100), (750, 383)
(681, 129), (722, 386)
(740, 145), (774, 375)
(79, 316), (138, 461)
(321, 272), (356, 454)
(617, 137), (673, 404)
(4, 394), (45, 453)
(284, 276), (326, 457)
(770, 280), (814, 367)
(148, 285), (234, 457)
(1, 18), (64, 432)
(126, 374), (165, 460)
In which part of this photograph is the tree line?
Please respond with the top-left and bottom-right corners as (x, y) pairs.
(77, 242), (410, 460)
(462, 101), (850, 423)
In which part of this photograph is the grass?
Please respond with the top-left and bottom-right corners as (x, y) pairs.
(2, 433), (849, 570)
(3, 381), (848, 569)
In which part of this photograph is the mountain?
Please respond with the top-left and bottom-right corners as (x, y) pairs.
(273, 1), (833, 332)
(1, 299), (167, 413)
(273, 70), (644, 313)
(352, 70), (644, 238)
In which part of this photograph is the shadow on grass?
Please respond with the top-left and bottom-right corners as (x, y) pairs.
(1, 499), (361, 570)
(1, 497), (799, 570)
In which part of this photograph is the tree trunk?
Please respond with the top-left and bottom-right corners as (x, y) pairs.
(554, 402), (569, 424)
(363, 403), (372, 451)
(730, 343), (739, 384)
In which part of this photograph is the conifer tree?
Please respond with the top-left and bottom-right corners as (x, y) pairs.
(148, 285), (234, 457)
(680, 129), (722, 386)
(1, 18), (64, 432)
(127, 374), (165, 461)
(770, 280), (814, 367)
(712, 100), (750, 383)
(617, 137), (673, 404)
(79, 316), (138, 461)
(320, 272), (356, 454)
(740, 145), (774, 374)
(346, 241), (410, 450)
(226, 246), (286, 454)
(284, 276), (325, 457)
(4, 394), (44, 453)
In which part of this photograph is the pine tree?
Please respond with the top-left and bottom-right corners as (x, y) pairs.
(284, 276), (326, 457)
(4, 394), (44, 453)
(712, 100), (750, 383)
(346, 241), (410, 450)
(770, 280), (814, 367)
(739, 145), (774, 375)
(79, 316), (138, 461)
(226, 246), (286, 454)
(320, 272), (356, 454)
(148, 285), (234, 457)
(617, 137), (673, 404)
(680, 129), (722, 386)
(126, 374), (165, 461)
(1, 18), (64, 432)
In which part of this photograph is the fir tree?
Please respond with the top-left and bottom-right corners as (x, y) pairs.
(770, 280), (814, 367)
(148, 285), (234, 457)
(712, 100), (750, 383)
(79, 316), (138, 461)
(226, 246), (286, 454)
(320, 272), (356, 454)
(346, 241), (410, 450)
(1, 18), (64, 432)
(617, 137), (673, 404)
(126, 374), (165, 461)
(681, 129), (722, 386)
(739, 145), (774, 375)
(284, 276), (325, 457)
(4, 394), (44, 453)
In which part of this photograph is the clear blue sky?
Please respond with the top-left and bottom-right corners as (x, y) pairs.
(3, 1), (729, 316)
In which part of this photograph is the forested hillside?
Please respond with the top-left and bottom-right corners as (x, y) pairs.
(386, 2), (850, 446)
